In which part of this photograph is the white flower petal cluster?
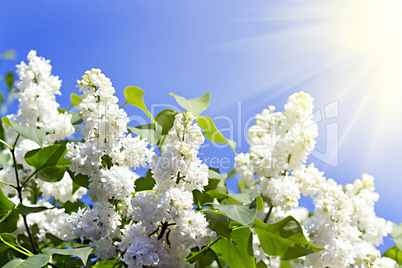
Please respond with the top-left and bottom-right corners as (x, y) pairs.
(8, 50), (74, 143)
(297, 176), (393, 268)
(88, 166), (139, 202)
(66, 69), (154, 261)
(13, 198), (74, 242)
(65, 68), (154, 177)
(303, 180), (361, 267)
(235, 92), (319, 212)
(236, 92), (393, 267)
(37, 172), (86, 203)
(345, 174), (393, 247)
(118, 112), (215, 268)
(1, 51), (80, 199)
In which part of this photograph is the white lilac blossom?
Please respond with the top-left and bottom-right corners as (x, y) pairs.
(88, 166), (139, 202)
(0, 51), (79, 199)
(37, 172), (87, 203)
(66, 69), (154, 261)
(0, 51), (85, 245)
(302, 179), (361, 267)
(7, 50), (75, 143)
(293, 177), (393, 268)
(65, 68), (154, 177)
(235, 92), (318, 211)
(236, 92), (393, 267)
(117, 112), (215, 268)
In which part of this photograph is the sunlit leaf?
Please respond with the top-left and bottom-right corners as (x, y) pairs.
(214, 199), (259, 225)
(128, 123), (162, 146)
(122, 86), (154, 122)
(383, 246), (402, 265)
(196, 116), (236, 153)
(170, 92), (210, 116)
(70, 93), (82, 108)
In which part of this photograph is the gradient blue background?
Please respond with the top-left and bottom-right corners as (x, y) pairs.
(1, 0), (401, 252)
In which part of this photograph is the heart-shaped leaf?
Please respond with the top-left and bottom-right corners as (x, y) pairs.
(253, 216), (323, 260)
(2, 117), (51, 147)
(122, 86), (154, 122)
(25, 144), (71, 182)
(170, 92), (210, 116)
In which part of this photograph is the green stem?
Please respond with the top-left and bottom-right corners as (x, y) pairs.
(12, 134), (20, 149)
(0, 139), (12, 150)
(264, 205), (273, 223)
(8, 135), (37, 254)
(0, 180), (16, 188)
(21, 170), (37, 188)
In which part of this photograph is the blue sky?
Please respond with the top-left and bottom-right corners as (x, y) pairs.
(2, 0), (402, 251)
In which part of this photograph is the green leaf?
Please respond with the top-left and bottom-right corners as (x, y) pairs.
(214, 200), (258, 226)
(169, 92), (210, 116)
(203, 209), (231, 240)
(253, 217), (323, 260)
(1, 117), (51, 147)
(1, 50), (16, 60)
(0, 188), (15, 221)
(12, 203), (49, 216)
(62, 200), (85, 213)
(67, 170), (89, 188)
(43, 247), (93, 266)
(71, 112), (83, 130)
(392, 223), (402, 250)
(155, 109), (178, 135)
(207, 191), (252, 204)
(196, 116), (236, 153)
(122, 86), (154, 122)
(93, 260), (116, 267)
(3, 259), (24, 268)
(0, 122), (5, 150)
(0, 209), (19, 233)
(257, 261), (268, 268)
(5, 72), (14, 92)
(128, 123), (162, 146)
(186, 245), (216, 264)
(70, 93), (82, 108)
(3, 255), (50, 268)
(0, 233), (33, 257)
(383, 246), (402, 265)
(0, 242), (14, 267)
(254, 196), (264, 212)
(211, 228), (255, 268)
(135, 170), (156, 191)
(45, 233), (64, 246)
(25, 144), (71, 182)
(208, 168), (227, 181)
